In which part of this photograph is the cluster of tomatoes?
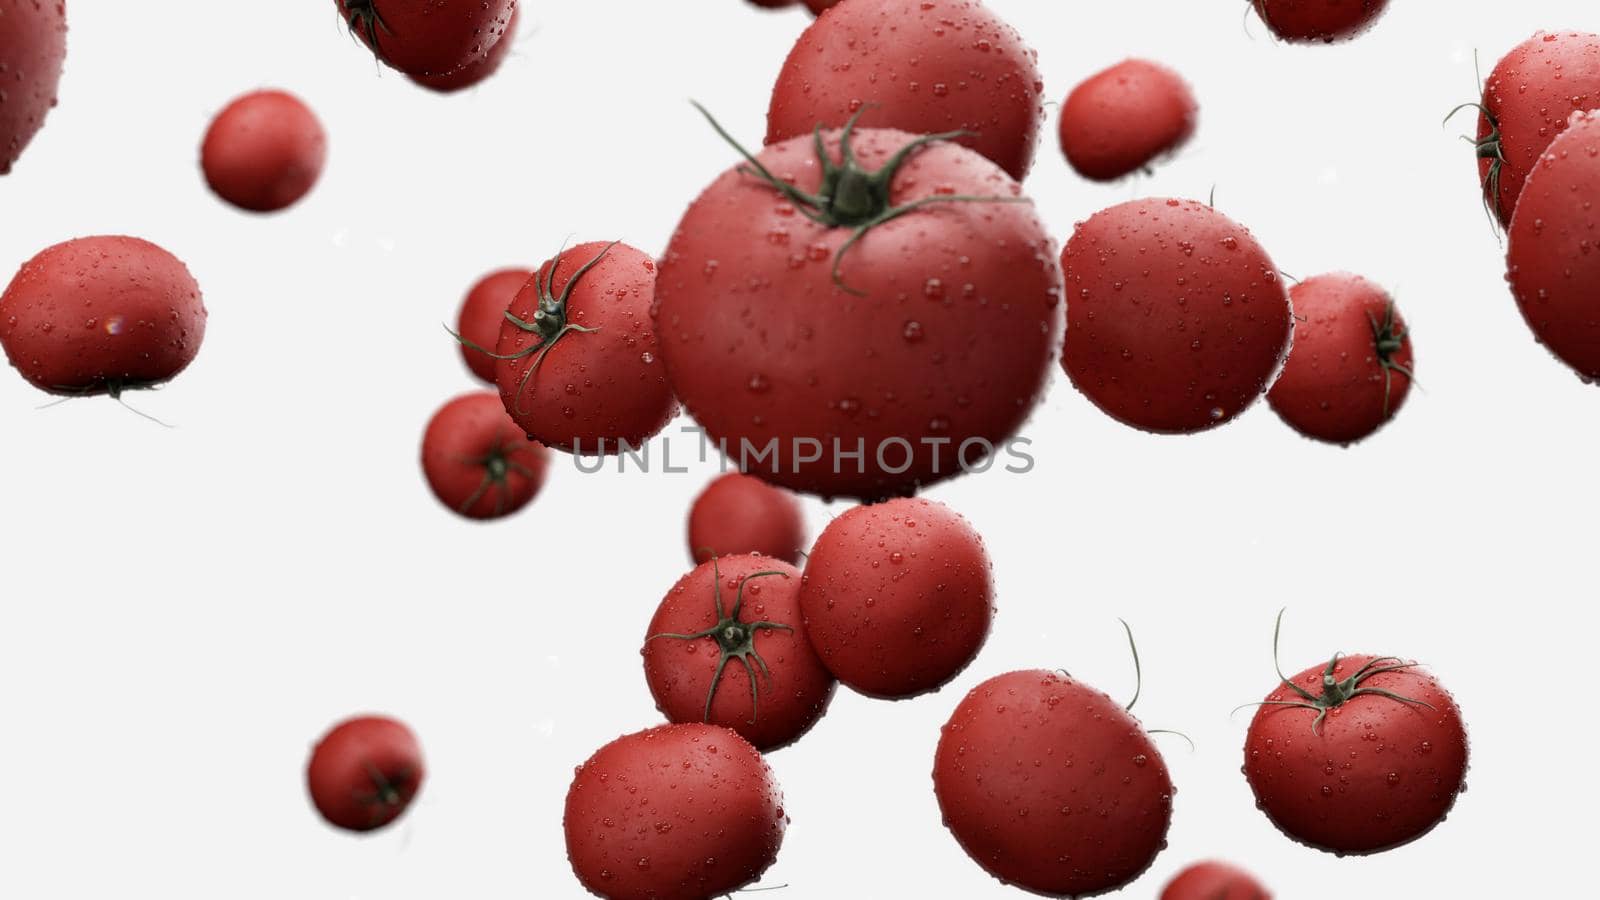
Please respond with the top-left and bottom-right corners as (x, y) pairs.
(8, 0), (1596, 897)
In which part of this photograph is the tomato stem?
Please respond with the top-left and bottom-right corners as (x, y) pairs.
(339, 1), (394, 66)
(456, 428), (535, 516)
(1445, 102), (1507, 227)
(1366, 301), (1415, 419)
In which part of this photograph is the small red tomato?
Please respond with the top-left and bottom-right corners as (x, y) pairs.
(799, 497), (992, 698)
(306, 715), (425, 833)
(688, 473), (807, 565)
(334, 0), (517, 78)
(201, 90), (327, 213)
(456, 268), (533, 384)
(421, 391), (550, 520)
(0, 0), (67, 175)
(408, 6), (520, 92)
(1251, 0), (1389, 43)
(1162, 861), (1272, 899)
(1059, 59), (1198, 182)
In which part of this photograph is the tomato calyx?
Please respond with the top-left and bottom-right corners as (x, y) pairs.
(339, 1), (394, 65)
(1366, 301), (1415, 418)
(457, 429), (537, 516)
(356, 761), (417, 825)
(1446, 102), (1507, 226)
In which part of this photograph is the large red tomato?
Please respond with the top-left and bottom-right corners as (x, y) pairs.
(0, 0), (67, 175)
(334, 0), (516, 78)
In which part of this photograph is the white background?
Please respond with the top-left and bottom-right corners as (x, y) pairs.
(0, 1), (1591, 897)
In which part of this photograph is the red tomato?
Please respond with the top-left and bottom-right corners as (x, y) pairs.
(306, 715), (425, 833)
(643, 555), (835, 751)
(0, 0), (66, 175)
(1267, 273), (1413, 445)
(798, 497), (991, 698)
(408, 6), (520, 92)
(766, 0), (1045, 180)
(201, 90), (326, 213)
(804, 0), (842, 12)
(1508, 110), (1600, 381)
(1251, 0), (1389, 44)
(492, 241), (676, 455)
(1161, 861), (1272, 900)
(1061, 198), (1292, 434)
(334, 0), (516, 78)
(0, 236), (206, 398)
(456, 268), (532, 384)
(654, 117), (1062, 500)
(687, 473), (806, 564)
(564, 724), (786, 900)
(421, 391), (549, 520)
(746, 0), (797, 7)
(934, 669), (1175, 896)
(1059, 59), (1198, 182)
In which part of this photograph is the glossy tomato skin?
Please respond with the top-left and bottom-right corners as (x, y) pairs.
(655, 127), (1062, 500)
(1062, 198), (1292, 434)
(495, 241), (676, 455)
(934, 670), (1175, 897)
(0, 236), (206, 396)
(1059, 59), (1198, 182)
(564, 724), (787, 900)
(1477, 32), (1600, 229)
(1161, 861), (1272, 900)
(1268, 273), (1412, 445)
(306, 715), (425, 833)
(766, 0), (1045, 180)
(201, 90), (326, 213)
(799, 498), (992, 698)
(688, 473), (807, 564)
(1252, 0), (1389, 44)
(408, 5), (519, 92)
(335, 0), (516, 77)
(1508, 112), (1600, 381)
(421, 391), (549, 520)
(1244, 654), (1469, 855)
(0, 0), (67, 175)
(643, 555), (835, 751)
(457, 268), (532, 384)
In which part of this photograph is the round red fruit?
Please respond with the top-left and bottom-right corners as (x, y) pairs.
(201, 89), (327, 213)
(688, 473), (807, 565)
(1251, 0), (1389, 44)
(457, 268), (533, 384)
(1059, 59), (1198, 182)
(1162, 861), (1272, 899)
(408, 6), (520, 92)
(306, 715), (425, 833)
(804, 0), (842, 13)
(421, 391), (549, 520)
(334, 0), (516, 78)
(0, 0), (67, 175)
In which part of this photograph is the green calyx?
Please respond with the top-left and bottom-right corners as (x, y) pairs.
(456, 429), (538, 517)
(340, 1), (393, 64)
(1366, 300), (1415, 418)
(1445, 102), (1507, 225)
(358, 761), (414, 817)
(1245, 610), (1433, 735)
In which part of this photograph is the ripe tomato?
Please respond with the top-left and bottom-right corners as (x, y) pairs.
(798, 497), (991, 698)
(934, 669), (1175, 897)
(1267, 273), (1414, 445)
(1162, 861), (1271, 899)
(746, 0), (798, 7)
(0, 236), (206, 398)
(408, 5), (520, 92)
(456, 268), (533, 384)
(654, 115), (1062, 500)
(1059, 59), (1198, 182)
(489, 241), (676, 455)
(688, 473), (807, 565)
(1251, 0), (1389, 44)
(201, 90), (326, 213)
(564, 724), (786, 900)
(306, 715), (424, 833)
(766, 0), (1045, 180)
(804, 0), (842, 12)
(421, 391), (549, 520)
(0, 0), (66, 175)
(1061, 198), (1292, 434)
(334, 0), (516, 78)
(643, 555), (835, 751)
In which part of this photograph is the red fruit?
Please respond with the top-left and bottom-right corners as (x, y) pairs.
(564, 724), (786, 900)
(494, 241), (676, 455)
(746, 0), (797, 7)
(766, 0), (1045, 180)
(457, 268), (533, 384)
(1059, 59), (1198, 182)
(798, 497), (991, 698)
(201, 90), (326, 213)
(306, 715), (425, 833)
(0, 0), (67, 175)
(1162, 861), (1272, 899)
(934, 669), (1175, 897)
(643, 555), (835, 751)
(1251, 0), (1389, 44)
(687, 473), (806, 565)
(1061, 198), (1292, 434)
(1268, 273), (1414, 445)
(408, 5), (520, 92)
(334, 0), (516, 78)
(804, 0), (842, 12)
(421, 391), (549, 520)
(0, 236), (206, 398)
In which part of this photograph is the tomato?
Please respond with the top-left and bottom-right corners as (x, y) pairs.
(200, 90), (326, 213)
(489, 241), (676, 455)
(798, 497), (991, 698)
(1251, 0), (1389, 44)
(456, 268), (533, 384)
(421, 391), (549, 520)
(1267, 273), (1413, 445)
(643, 555), (834, 751)
(564, 724), (786, 900)
(1161, 861), (1272, 899)
(306, 715), (425, 833)
(408, 5), (520, 92)
(688, 473), (807, 565)
(1507, 111), (1600, 381)
(654, 114), (1062, 500)
(1059, 59), (1197, 182)
(766, 0), (1046, 181)
(804, 0), (842, 12)
(746, 0), (798, 7)
(0, 0), (66, 175)
(0, 236), (206, 398)
(334, 0), (516, 78)
(1061, 198), (1292, 434)
(934, 669), (1175, 897)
